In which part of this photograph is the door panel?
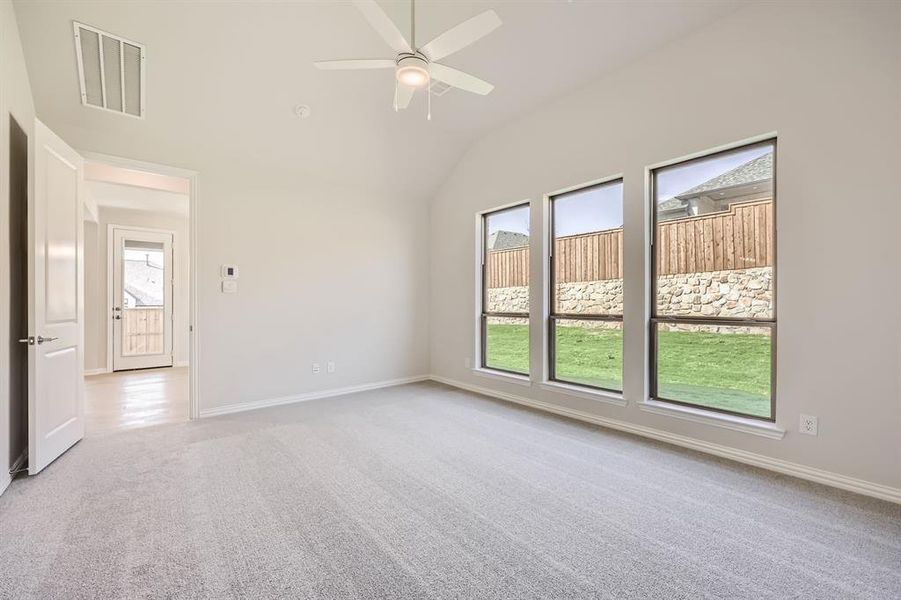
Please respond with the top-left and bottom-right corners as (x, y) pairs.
(44, 152), (79, 323)
(29, 120), (84, 475)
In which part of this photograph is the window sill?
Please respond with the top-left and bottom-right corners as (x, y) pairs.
(540, 381), (627, 407)
(639, 399), (785, 440)
(472, 368), (532, 387)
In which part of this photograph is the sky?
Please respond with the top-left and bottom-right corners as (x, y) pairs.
(487, 143), (773, 238)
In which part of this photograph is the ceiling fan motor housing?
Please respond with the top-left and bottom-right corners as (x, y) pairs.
(395, 52), (430, 87)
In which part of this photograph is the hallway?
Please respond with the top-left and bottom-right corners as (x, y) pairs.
(84, 367), (189, 435)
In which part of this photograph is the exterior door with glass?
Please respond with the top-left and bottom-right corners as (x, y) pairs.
(111, 228), (174, 371)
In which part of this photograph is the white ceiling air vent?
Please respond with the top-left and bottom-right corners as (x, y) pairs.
(73, 22), (145, 118)
(429, 80), (453, 97)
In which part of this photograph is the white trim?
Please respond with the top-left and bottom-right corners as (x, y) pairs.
(199, 375), (430, 418)
(472, 367), (532, 387)
(544, 172), (625, 200)
(79, 151), (199, 420)
(475, 198), (533, 217)
(640, 398), (784, 439)
(175, 360), (189, 368)
(430, 375), (901, 505)
(106, 224), (176, 373)
(539, 381), (627, 407)
(83, 368), (109, 377)
(646, 131), (779, 171)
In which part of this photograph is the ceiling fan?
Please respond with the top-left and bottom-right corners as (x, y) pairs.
(314, 0), (501, 118)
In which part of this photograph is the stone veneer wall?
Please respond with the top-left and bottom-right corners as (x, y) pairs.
(656, 267), (772, 319)
(487, 267), (773, 329)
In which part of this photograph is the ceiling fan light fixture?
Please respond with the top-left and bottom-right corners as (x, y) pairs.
(395, 54), (430, 88)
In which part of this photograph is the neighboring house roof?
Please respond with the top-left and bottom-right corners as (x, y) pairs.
(659, 151), (773, 216)
(124, 259), (164, 306)
(676, 152), (773, 199)
(488, 230), (529, 250)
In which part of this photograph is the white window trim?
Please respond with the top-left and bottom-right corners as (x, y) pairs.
(474, 199), (533, 378)
(541, 173), (627, 401)
(539, 381), (626, 407)
(472, 367), (532, 387)
(639, 398), (785, 440)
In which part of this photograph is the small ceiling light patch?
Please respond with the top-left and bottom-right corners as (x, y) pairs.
(293, 104), (312, 119)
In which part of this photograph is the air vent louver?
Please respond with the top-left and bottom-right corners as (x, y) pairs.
(74, 22), (145, 118)
(429, 80), (452, 97)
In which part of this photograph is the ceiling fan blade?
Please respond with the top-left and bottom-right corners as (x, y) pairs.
(395, 83), (415, 109)
(429, 63), (494, 95)
(314, 59), (396, 70)
(420, 10), (501, 62)
(353, 0), (412, 54)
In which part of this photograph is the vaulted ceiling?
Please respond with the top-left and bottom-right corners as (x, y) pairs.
(13, 1), (743, 199)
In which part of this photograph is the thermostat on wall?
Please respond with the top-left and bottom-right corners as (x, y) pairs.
(221, 265), (239, 279)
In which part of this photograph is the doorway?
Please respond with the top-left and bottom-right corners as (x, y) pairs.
(81, 154), (196, 435)
(8, 117), (28, 474)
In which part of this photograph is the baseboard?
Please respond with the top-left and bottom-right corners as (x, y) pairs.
(83, 368), (109, 377)
(199, 375), (431, 418)
(175, 361), (189, 368)
(430, 374), (901, 505)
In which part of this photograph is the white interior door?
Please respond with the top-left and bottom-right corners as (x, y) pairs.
(111, 228), (173, 371)
(28, 119), (84, 475)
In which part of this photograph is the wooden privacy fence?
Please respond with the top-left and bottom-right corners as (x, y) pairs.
(657, 199), (773, 276)
(122, 307), (164, 355)
(486, 199), (773, 287)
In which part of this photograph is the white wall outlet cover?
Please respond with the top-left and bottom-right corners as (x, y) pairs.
(221, 280), (238, 293)
(800, 414), (818, 435)
(221, 265), (239, 279)
(312, 362), (320, 374)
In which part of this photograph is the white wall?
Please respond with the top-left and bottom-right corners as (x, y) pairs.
(429, 2), (901, 491)
(84, 202), (190, 371)
(0, 0), (35, 494)
(195, 168), (431, 413)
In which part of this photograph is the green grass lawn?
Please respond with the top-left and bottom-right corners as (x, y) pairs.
(485, 323), (772, 418)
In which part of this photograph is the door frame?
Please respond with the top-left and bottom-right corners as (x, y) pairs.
(82, 151), (199, 420)
(107, 225), (175, 372)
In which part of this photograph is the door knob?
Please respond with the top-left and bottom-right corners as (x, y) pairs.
(36, 336), (58, 344)
(17, 336), (35, 345)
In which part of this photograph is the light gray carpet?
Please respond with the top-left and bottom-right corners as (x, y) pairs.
(0, 382), (899, 599)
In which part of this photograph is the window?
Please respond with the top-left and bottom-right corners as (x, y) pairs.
(651, 140), (776, 420)
(549, 180), (624, 392)
(480, 204), (530, 375)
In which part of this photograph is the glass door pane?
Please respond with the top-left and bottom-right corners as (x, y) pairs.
(121, 240), (165, 357)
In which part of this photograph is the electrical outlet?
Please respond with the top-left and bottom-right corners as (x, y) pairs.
(312, 362), (320, 374)
(327, 361), (335, 373)
(800, 414), (818, 435)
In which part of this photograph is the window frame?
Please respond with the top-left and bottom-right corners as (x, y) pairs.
(547, 178), (625, 394)
(649, 139), (777, 422)
(479, 202), (531, 377)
